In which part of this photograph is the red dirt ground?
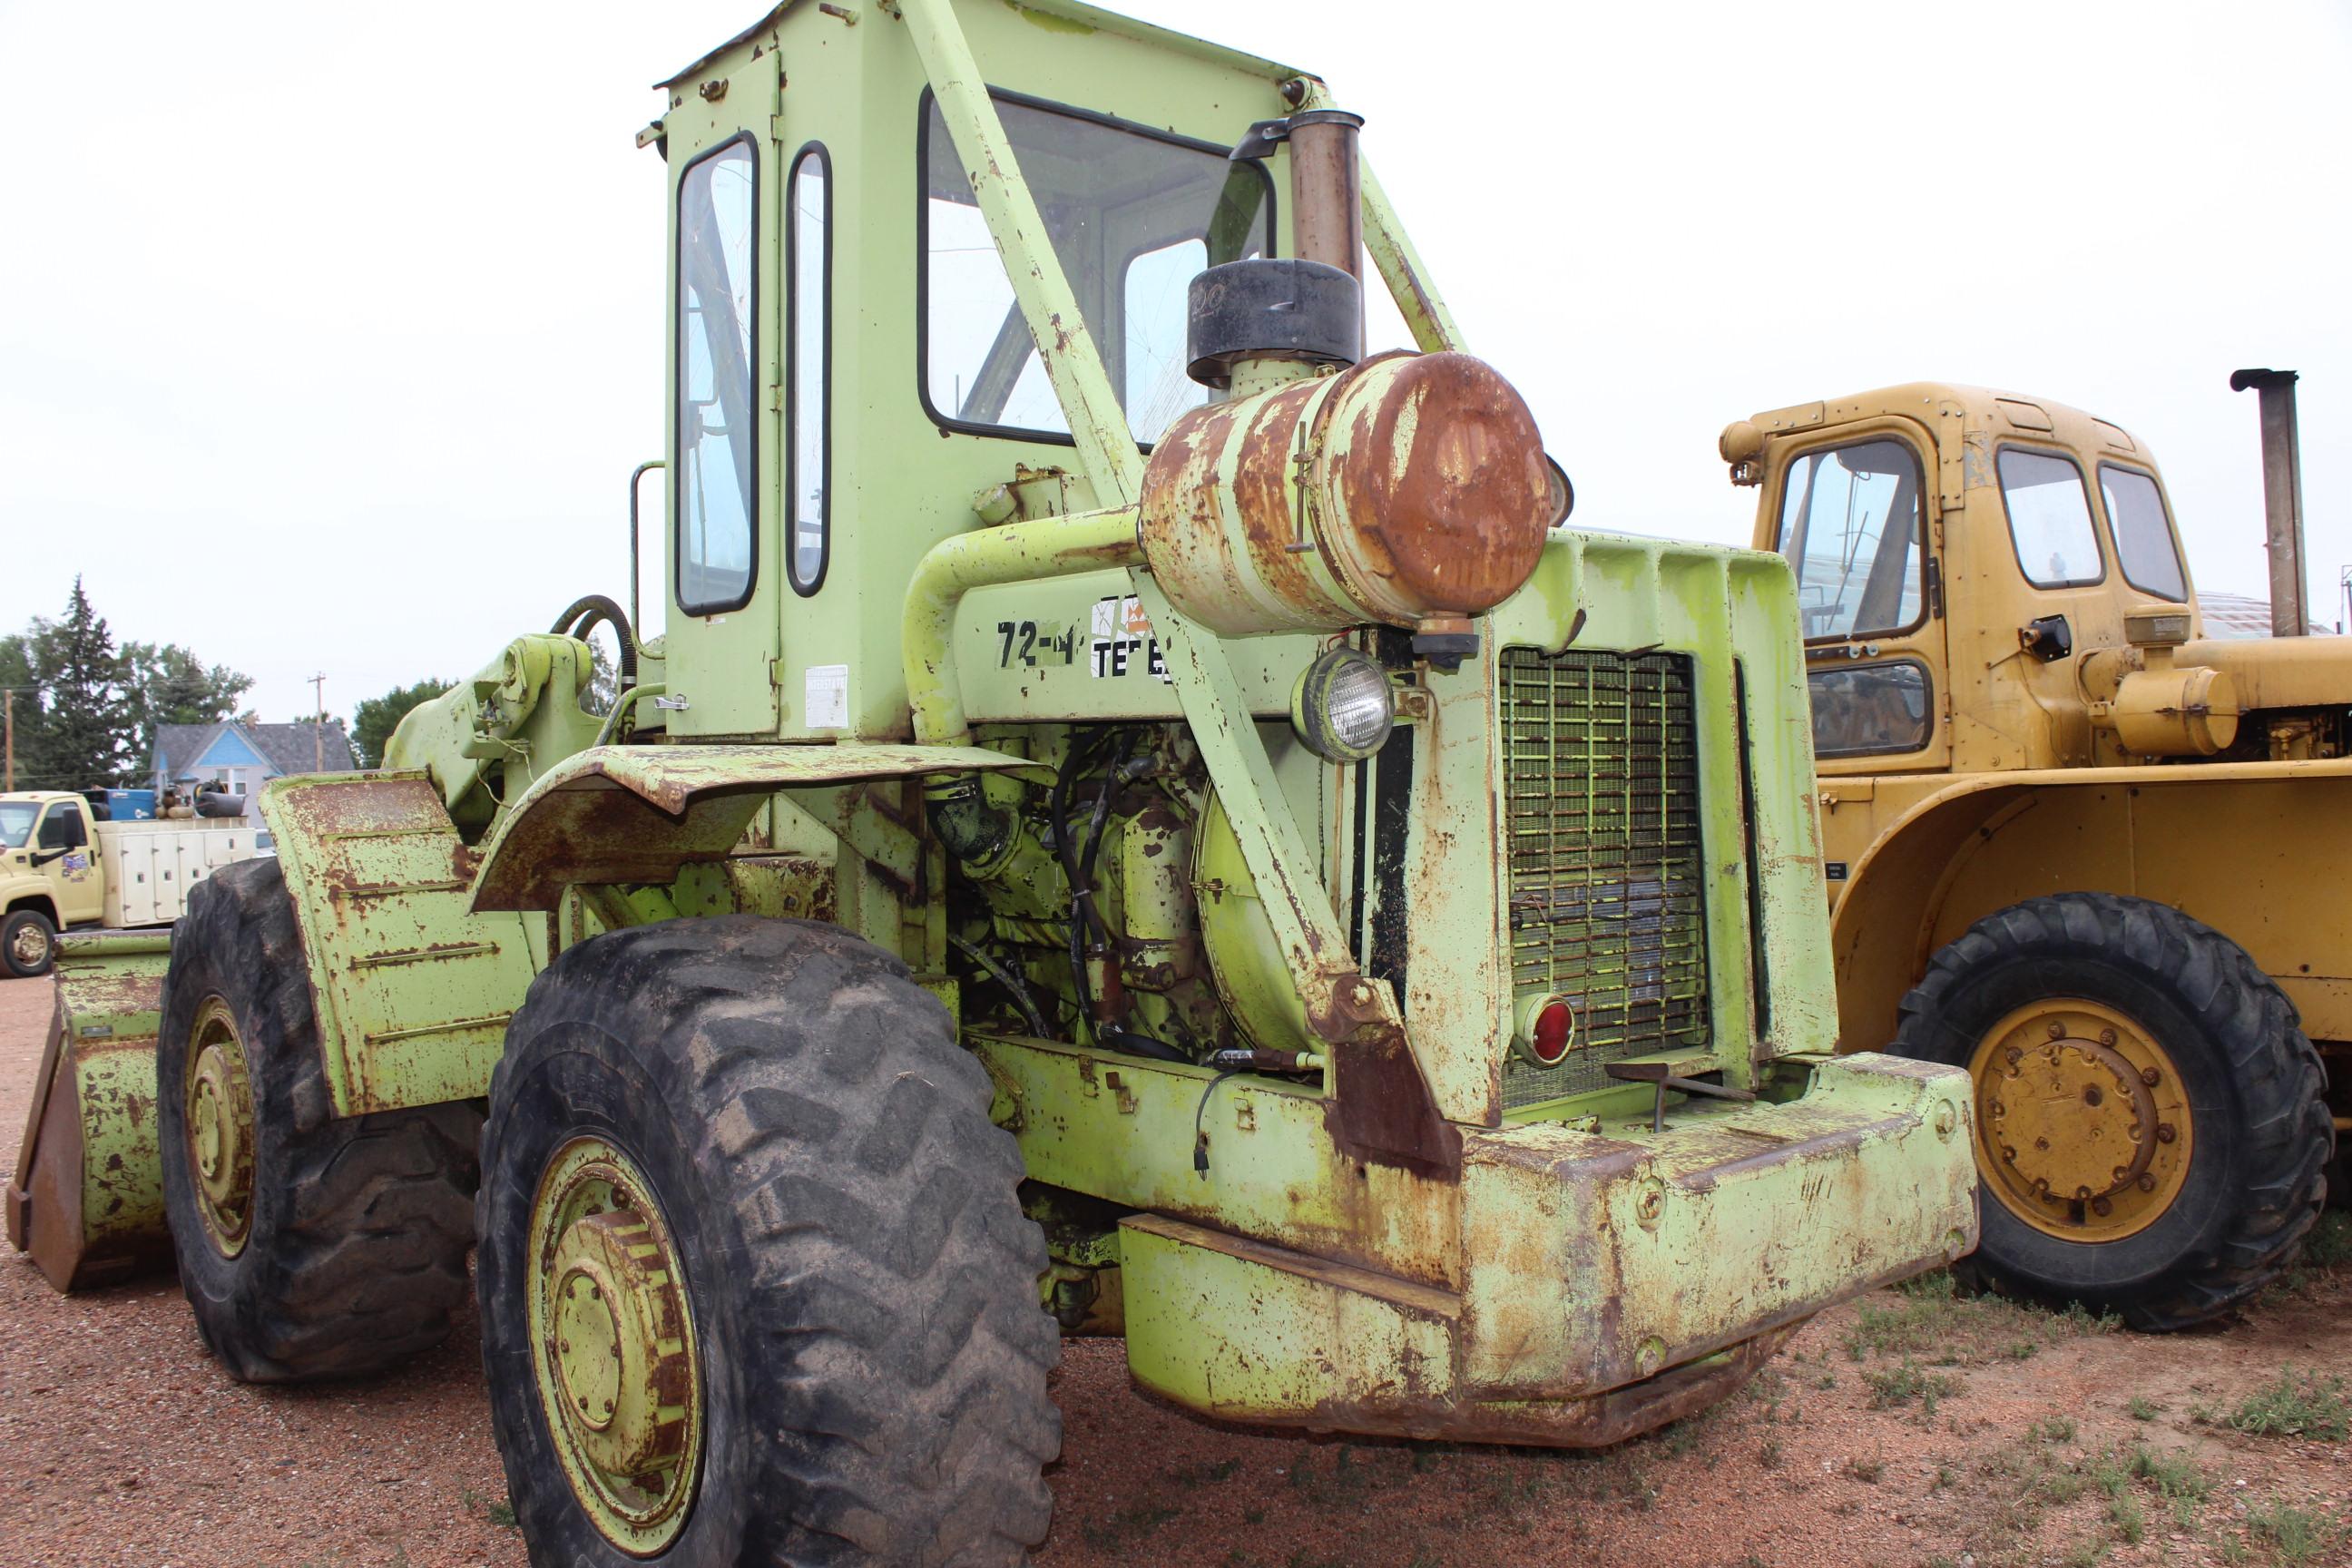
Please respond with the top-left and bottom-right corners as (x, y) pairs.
(3, 971), (2345, 1568)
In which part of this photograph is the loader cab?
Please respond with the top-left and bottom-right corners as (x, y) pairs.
(648, 3), (1291, 744)
(1730, 385), (2197, 777)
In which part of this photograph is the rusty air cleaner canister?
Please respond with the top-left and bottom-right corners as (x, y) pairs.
(1138, 327), (1553, 638)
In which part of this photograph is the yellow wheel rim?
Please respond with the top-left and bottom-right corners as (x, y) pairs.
(185, 996), (257, 1258)
(1968, 998), (2193, 1241)
(527, 1136), (703, 1556)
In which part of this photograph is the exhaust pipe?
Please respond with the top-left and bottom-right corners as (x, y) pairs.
(2230, 368), (2308, 638)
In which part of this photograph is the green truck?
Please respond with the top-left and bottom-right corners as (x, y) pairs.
(10, 4), (1977, 1562)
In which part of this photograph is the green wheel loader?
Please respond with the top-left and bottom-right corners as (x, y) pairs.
(9, 2), (1978, 1561)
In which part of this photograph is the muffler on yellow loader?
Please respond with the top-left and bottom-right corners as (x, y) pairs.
(10, 3), (1975, 1560)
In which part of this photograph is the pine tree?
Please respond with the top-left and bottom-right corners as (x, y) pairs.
(0, 632), (49, 790)
(28, 578), (132, 788)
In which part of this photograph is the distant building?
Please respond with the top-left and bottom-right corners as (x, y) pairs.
(151, 720), (358, 818)
(2198, 592), (2333, 640)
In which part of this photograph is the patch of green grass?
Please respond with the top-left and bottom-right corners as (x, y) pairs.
(1169, 1456), (1242, 1487)
(2227, 1367), (2352, 1441)
(2056, 1298), (2123, 1334)
(1843, 1269), (2114, 1367)
(2126, 1395), (2161, 1422)
(2126, 1444), (2210, 1529)
(2032, 1415), (2078, 1443)
(2243, 1499), (2352, 1566)
(2300, 1210), (2352, 1269)
(2106, 1488), (2146, 1544)
(1757, 1436), (1783, 1469)
(461, 1489), (520, 1531)
(1846, 1451), (1885, 1484)
(1862, 1358), (1962, 1414)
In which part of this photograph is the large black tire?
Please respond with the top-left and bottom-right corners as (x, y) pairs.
(478, 916), (1060, 1567)
(156, 858), (482, 1380)
(1893, 892), (2333, 1330)
(4, 906), (56, 978)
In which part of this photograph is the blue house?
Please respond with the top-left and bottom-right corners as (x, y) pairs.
(150, 720), (358, 818)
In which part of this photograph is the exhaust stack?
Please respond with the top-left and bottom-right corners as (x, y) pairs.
(2230, 368), (2308, 638)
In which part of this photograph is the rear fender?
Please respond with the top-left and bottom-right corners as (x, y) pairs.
(259, 773), (544, 1116)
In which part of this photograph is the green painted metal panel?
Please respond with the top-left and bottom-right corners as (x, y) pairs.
(260, 773), (544, 1115)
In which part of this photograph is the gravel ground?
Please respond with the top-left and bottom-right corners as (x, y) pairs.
(4, 971), (2347, 1568)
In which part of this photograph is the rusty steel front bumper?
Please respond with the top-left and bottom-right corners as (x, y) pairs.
(1121, 1053), (1976, 1446)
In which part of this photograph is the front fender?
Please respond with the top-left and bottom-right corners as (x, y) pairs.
(1830, 756), (2352, 1052)
(469, 741), (1051, 912)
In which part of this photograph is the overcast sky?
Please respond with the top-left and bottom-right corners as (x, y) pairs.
(3, 1), (2347, 724)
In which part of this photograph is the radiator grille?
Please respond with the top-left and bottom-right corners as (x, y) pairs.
(1499, 647), (1711, 1109)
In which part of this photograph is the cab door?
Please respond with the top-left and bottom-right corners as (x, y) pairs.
(1763, 418), (1954, 775)
(662, 54), (785, 739)
(34, 801), (102, 926)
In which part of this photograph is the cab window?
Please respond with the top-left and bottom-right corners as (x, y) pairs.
(920, 90), (1272, 446)
(1808, 662), (1933, 759)
(675, 136), (759, 616)
(787, 144), (831, 596)
(37, 804), (86, 850)
(1998, 449), (2102, 588)
(2099, 466), (2187, 602)
(0, 801), (34, 848)
(1774, 438), (1926, 642)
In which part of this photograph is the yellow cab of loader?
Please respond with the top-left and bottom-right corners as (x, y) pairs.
(1728, 373), (2345, 1328)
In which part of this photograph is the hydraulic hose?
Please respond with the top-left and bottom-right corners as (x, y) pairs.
(549, 593), (639, 693)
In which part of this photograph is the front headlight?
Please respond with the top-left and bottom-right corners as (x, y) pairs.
(1290, 647), (1395, 763)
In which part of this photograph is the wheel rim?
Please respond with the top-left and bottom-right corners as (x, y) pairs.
(1968, 998), (2194, 1241)
(184, 996), (257, 1257)
(9, 918), (50, 970)
(527, 1136), (703, 1555)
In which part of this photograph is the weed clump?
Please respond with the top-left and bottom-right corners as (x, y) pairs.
(2226, 1367), (2351, 1442)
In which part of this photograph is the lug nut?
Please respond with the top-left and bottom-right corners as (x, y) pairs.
(2099, 1028), (2117, 1047)
(2047, 1021), (2065, 1039)
(2155, 1123), (2176, 1144)
(2141, 1067), (2161, 1087)
(2005, 1046), (2024, 1066)
(2091, 1196), (2112, 1216)
(2137, 1174), (2156, 1192)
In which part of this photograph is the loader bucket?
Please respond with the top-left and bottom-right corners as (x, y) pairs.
(6, 932), (174, 1291)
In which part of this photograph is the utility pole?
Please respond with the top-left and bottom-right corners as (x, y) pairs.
(309, 672), (327, 771)
(4, 688), (13, 792)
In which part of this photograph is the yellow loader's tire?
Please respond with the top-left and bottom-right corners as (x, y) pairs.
(156, 858), (482, 1380)
(1893, 892), (2332, 1330)
(477, 916), (1060, 1567)
(3, 906), (57, 978)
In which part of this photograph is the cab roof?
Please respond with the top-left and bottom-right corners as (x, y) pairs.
(1741, 381), (2151, 466)
(659, 0), (1302, 92)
